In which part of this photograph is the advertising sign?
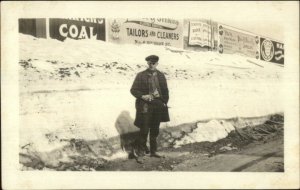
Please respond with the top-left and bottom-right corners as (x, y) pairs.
(19, 19), (46, 38)
(188, 21), (212, 47)
(49, 18), (106, 41)
(218, 24), (260, 59)
(260, 37), (284, 64)
(108, 18), (183, 48)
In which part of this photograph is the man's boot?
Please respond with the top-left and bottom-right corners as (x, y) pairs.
(134, 144), (145, 164)
(150, 152), (165, 158)
(150, 138), (164, 158)
(135, 156), (144, 164)
(144, 145), (150, 154)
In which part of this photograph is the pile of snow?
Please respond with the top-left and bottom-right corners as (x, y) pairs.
(173, 120), (236, 148)
(19, 34), (283, 156)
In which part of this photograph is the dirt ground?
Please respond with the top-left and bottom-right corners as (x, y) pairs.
(100, 115), (284, 172)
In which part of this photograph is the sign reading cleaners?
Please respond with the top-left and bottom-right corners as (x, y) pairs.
(108, 18), (183, 48)
(188, 21), (212, 47)
(218, 24), (260, 59)
(260, 37), (284, 64)
(49, 18), (106, 41)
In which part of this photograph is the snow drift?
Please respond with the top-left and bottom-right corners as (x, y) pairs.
(19, 34), (283, 168)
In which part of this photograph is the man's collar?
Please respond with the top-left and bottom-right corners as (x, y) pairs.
(146, 68), (158, 73)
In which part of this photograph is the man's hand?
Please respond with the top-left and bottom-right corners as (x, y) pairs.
(141, 95), (153, 101)
(153, 89), (160, 98)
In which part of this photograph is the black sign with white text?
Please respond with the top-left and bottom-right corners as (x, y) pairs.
(49, 18), (106, 41)
(260, 37), (284, 64)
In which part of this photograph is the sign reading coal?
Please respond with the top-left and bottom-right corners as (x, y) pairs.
(260, 37), (284, 64)
(108, 18), (183, 48)
(188, 21), (212, 47)
(49, 18), (105, 41)
(218, 24), (260, 59)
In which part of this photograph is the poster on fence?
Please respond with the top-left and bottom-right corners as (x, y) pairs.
(183, 19), (218, 51)
(49, 18), (106, 41)
(260, 37), (284, 64)
(218, 24), (260, 59)
(188, 20), (212, 47)
(108, 18), (183, 48)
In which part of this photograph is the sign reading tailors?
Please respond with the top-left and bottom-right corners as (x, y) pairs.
(218, 24), (260, 59)
(49, 18), (106, 41)
(260, 37), (284, 64)
(108, 18), (183, 48)
(188, 21), (212, 47)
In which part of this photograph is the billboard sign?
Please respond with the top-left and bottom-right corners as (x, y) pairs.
(108, 18), (183, 48)
(49, 18), (106, 41)
(188, 21), (212, 47)
(19, 19), (47, 38)
(260, 37), (284, 64)
(218, 24), (260, 59)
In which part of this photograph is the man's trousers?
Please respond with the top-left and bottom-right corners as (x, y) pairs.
(135, 110), (161, 155)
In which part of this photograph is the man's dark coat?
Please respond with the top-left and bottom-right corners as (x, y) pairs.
(130, 69), (170, 128)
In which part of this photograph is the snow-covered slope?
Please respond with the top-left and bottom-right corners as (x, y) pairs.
(19, 34), (283, 155)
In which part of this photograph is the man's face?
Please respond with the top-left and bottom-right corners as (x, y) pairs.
(147, 61), (158, 70)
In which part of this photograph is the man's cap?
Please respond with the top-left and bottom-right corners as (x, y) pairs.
(145, 55), (159, 63)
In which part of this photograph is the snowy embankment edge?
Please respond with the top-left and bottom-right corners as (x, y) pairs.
(19, 112), (283, 170)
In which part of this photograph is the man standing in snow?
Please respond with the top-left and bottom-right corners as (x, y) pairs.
(130, 55), (170, 164)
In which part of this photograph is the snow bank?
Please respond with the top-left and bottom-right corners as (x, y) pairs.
(19, 34), (283, 156)
(158, 114), (276, 149)
(173, 120), (235, 147)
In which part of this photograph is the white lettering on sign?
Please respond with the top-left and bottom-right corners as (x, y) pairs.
(89, 27), (97, 39)
(276, 43), (284, 49)
(59, 24), (68, 37)
(58, 24), (97, 39)
(78, 26), (88, 39)
(67, 18), (104, 24)
(69, 25), (79, 38)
